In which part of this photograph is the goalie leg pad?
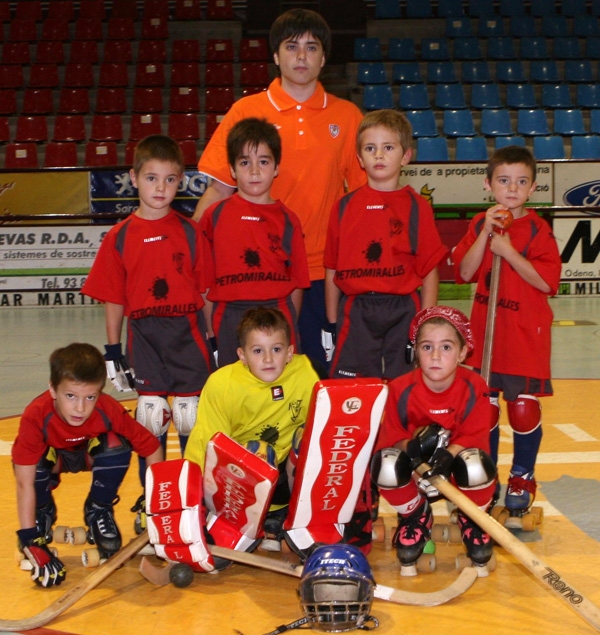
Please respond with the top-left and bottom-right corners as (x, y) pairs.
(136, 395), (171, 437)
(171, 395), (199, 436)
(371, 448), (413, 489)
(507, 394), (541, 434)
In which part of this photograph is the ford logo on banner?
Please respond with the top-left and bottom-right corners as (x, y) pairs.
(563, 180), (600, 206)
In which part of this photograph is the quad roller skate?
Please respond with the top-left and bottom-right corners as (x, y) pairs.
(392, 499), (436, 577)
(455, 512), (495, 577)
(491, 468), (543, 532)
(82, 495), (122, 566)
(131, 494), (146, 536)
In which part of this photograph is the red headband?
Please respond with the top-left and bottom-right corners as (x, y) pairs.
(409, 306), (475, 352)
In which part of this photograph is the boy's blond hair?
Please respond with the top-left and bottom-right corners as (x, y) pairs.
(132, 134), (185, 175)
(49, 343), (106, 389)
(356, 109), (413, 154)
(236, 306), (291, 348)
(486, 145), (536, 181)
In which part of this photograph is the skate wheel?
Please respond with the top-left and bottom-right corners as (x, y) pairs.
(82, 548), (100, 568)
(449, 507), (458, 525)
(521, 512), (537, 532)
(71, 526), (88, 545)
(54, 525), (72, 544)
(431, 523), (448, 543)
(50, 547), (59, 557)
(371, 518), (386, 543)
(400, 563), (418, 577)
(455, 552), (471, 571)
(490, 505), (505, 521)
(448, 523), (462, 544)
(531, 506), (544, 524)
(416, 553), (436, 574)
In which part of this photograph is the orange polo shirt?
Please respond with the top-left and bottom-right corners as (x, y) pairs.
(198, 78), (366, 280)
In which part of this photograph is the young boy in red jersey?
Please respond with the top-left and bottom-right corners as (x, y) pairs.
(82, 135), (214, 520)
(12, 343), (162, 587)
(372, 306), (496, 575)
(200, 118), (310, 366)
(452, 146), (561, 522)
(324, 109), (448, 379)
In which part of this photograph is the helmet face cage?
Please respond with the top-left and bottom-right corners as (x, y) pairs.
(298, 545), (376, 633)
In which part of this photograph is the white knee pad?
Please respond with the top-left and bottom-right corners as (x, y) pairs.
(452, 448), (496, 489)
(171, 395), (199, 436)
(371, 447), (413, 489)
(136, 395), (171, 437)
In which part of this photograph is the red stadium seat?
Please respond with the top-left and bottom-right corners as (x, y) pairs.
(53, 115), (87, 142)
(0, 65), (25, 89)
(170, 87), (200, 113)
(69, 40), (99, 64)
(170, 61), (202, 87)
(110, 0), (137, 19)
(206, 0), (235, 20)
(143, 0), (170, 20)
(107, 17), (136, 40)
(137, 40), (167, 63)
(205, 62), (234, 86)
(204, 113), (225, 142)
(141, 17), (169, 40)
(103, 40), (133, 64)
(95, 88), (127, 114)
(174, 0), (201, 20)
(78, 0), (106, 20)
(239, 38), (270, 61)
(168, 113), (200, 140)
(35, 41), (65, 65)
(74, 17), (104, 41)
(5, 143), (40, 169)
(171, 40), (202, 63)
(1, 42), (31, 65)
(90, 114), (124, 142)
(85, 141), (119, 167)
(58, 88), (91, 114)
(0, 116), (10, 143)
(40, 18), (70, 41)
(47, 1), (76, 21)
(178, 139), (198, 166)
(205, 38), (235, 62)
(15, 116), (49, 143)
(63, 62), (95, 88)
(132, 87), (164, 113)
(98, 62), (130, 88)
(204, 87), (235, 113)
(129, 113), (163, 141)
(135, 63), (165, 87)
(240, 62), (270, 86)
(8, 19), (38, 42)
(44, 142), (79, 167)
(28, 63), (61, 89)
(15, 1), (42, 21)
(22, 88), (54, 115)
(0, 89), (17, 116)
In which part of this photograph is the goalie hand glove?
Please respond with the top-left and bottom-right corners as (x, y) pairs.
(406, 423), (450, 468)
(104, 343), (136, 392)
(320, 321), (337, 363)
(17, 527), (66, 588)
(422, 447), (454, 480)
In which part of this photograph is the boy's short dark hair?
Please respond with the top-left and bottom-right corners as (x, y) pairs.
(132, 134), (185, 175)
(237, 306), (291, 348)
(486, 145), (537, 181)
(227, 118), (282, 168)
(49, 343), (106, 389)
(357, 109), (413, 153)
(269, 8), (331, 60)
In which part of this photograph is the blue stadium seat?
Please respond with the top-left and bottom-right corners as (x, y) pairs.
(517, 108), (550, 135)
(571, 134), (600, 159)
(519, 37), (549, 60)
(478, 17), (505, 38)
(354, 38), (383, 61)
(399, 83), (430, 109)
(446, 17), (472, 38)
(496, 60), (526, 83)
(480, 108), (514, 136)
(434, 83), (467, 109)
(375, 0), (401, 19)
(438, 0), (465, 17)
(531, 0), (557, 17)
(388, 38), (416, 61)
(406, 109), (439, 137)
(565, 60), (594, 83)
(561, 0), (586, 16)
(495, 135), (526, 149)
(455, 136), (489, 160)
(406, 0), (432, 18)
(533, 135), (566, 159)
(576, 84), (600, 108)
(553, 108), (586, 135)
(541, 84), (573, 108)
(362, 84), (394, 110)
(486, 37), (517, 60)
(421, 38), (451, 61)
(506, 83), (538, 109)
(443, 109), (476, 136)
(529, 60), (561, 83)
(453, 37), (483, 60)
(509, 16), (537, 38)
(590, 109), (600, 134)
(427, 61), (458, 83)
(356, 62), (388, 85)
(499, 0), (527, 16)
(540, 15), (568, 37)
(553, 37), (582, 59)
(392, 62), (424, 84)
(461, 60), (493, 83)
(468, 0), (496, 17)
(416, 136), (449, 161)
(585, 37), (600, 60)
(573, 15), (600, 38)
(471, 83), (503, 109)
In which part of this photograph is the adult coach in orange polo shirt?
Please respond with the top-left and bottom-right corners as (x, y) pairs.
(193, 9), (366, 369)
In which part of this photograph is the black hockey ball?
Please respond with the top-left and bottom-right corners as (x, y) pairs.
(169, 563), (194, 588)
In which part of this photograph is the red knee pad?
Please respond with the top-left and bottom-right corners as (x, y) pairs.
(506, 395), (541, 434)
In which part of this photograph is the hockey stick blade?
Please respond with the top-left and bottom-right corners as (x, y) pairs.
(140, 543), (478, 607)
(417, 464), (600, 631)
(0, 531), (150, 632)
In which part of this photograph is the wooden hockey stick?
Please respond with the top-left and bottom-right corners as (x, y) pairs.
(417, 464), (600, 632)
(139, 545), (478, 608)
(0, 531), (150, 633)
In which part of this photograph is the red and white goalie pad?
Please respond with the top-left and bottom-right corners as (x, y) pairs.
(203, 432), (279, 551)
(145, 458), (214, 573)
(283, 379), (387, 554)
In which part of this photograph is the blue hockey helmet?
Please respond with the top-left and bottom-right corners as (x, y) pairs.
(298, 544), (378, 632)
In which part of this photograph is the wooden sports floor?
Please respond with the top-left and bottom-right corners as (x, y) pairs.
(0, 300), (599, 635)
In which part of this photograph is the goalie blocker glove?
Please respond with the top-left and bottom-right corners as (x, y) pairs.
(17, 527), (66, 588)
(104, 343), (136, 392)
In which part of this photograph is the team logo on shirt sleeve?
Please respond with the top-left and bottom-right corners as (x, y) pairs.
(329, 124), (340, 138)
